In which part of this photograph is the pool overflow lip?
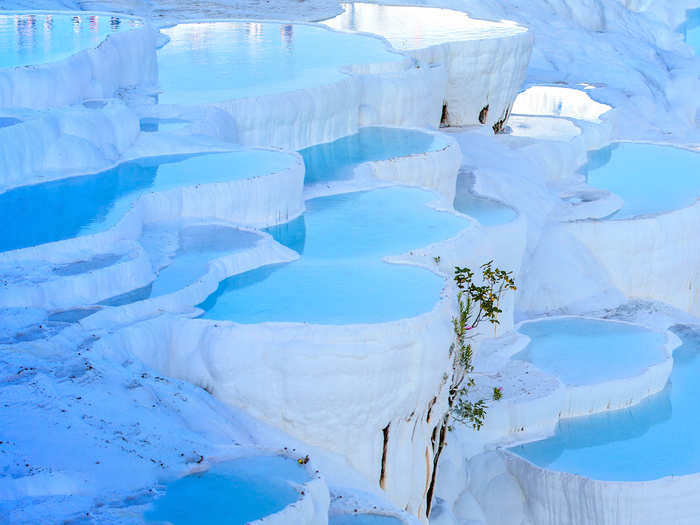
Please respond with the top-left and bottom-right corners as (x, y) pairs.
(497, 315), (680, 456)
(0, 149), (303, 256)
(502, 326), (700, 482)
(512, 316), (670, 386)
(146, 450), (325, 524)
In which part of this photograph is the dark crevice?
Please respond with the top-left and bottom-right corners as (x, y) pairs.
(426, 396), (437, 423)
(478, 104), (489, 124)
(425, 416), (448, 518)
(379, 423), (390, 489)
(492, 105), (511, 134)
(440, 103), (449, 127)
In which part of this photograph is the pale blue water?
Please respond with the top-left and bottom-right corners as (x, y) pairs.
(683, 8), (700, 54)
(453, 172), (516, 226)
(199, 187), (467, 324)
(0, 117), (20, 127)
(157, 21), (402, 104)
(199, 259), (444, 324)
(583, 143), (700, 219)
(267, 189), (466, 259)
(331, 515), (403, 525)
(144, 455), (309, 525)
(510, 326), (700, 481)
(0, 14), (138, 69)
(513, 318), (667, 386)
(0, 151), (294, 253)
(300, 127), (445, 186)
(100, 227), (259, 307)
(139, 117), (189, 133)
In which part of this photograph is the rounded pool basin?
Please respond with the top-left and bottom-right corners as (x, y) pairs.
(99, 226), (261, 307)
(513, 317), (667, 386)
(0, 151), (295, 253)
(300, 127), (448, 186)
(510, 327), (700, 481)
(198, 187), (468, 324)
(144, 455), (309, 524)
(157, 21), (403, 105)
(582, 142), (700, 219)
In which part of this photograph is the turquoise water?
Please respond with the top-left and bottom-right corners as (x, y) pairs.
(267, 189), (466, 259)
(145, 455), (309, 525)
(300, 127), (444, 186)
(513, 318), (667, 386)
(583, 143), (700, 219)
(0, 151), (293, 253)
(331, 515), (403, 525)
(0, 14), (138, 69)
(100, 227), (259, 307)
(684, 8), (700, 54)
(199, 258), (445, 324)
(139, 117), (189, 132)
(157, 21), (402, 104)
(200, 187), (467, 324)
(510, 326), (700, 481)
(0, 117), (20, 127)
(453, 172), (516, 226)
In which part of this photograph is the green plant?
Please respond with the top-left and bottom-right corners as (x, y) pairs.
(492, 386), (503, 401)
(426, 260), (516, 517)
(450, 261), (515, 428)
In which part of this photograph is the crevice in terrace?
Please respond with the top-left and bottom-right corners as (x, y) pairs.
(493, 105), (511, 134)
(379, 423), (390, 489)
(479, 104), (489, 124)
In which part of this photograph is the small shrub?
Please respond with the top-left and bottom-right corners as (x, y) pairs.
(493, 386), (503, 401)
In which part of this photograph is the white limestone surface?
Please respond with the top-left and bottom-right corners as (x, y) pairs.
(565, 198), (700, 316)
(503, 451), (700, 525)
(91, 207), (528, 522)
(511, 86), (612, 123)
(0, 241), (155, 312)
(208, 46), (446, 150)
(323, 3), (533, 129)
(94, 268), (454, 519)
(364, 128), (462, 203)
(0, 101), (141, 191)
(80, 232), (299, 329)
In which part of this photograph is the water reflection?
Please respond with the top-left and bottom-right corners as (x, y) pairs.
(299, 127), (439, 186)
(157, 20), (402, 104)
(322, 2), (526, 51)
(0, 13), (138, 69)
